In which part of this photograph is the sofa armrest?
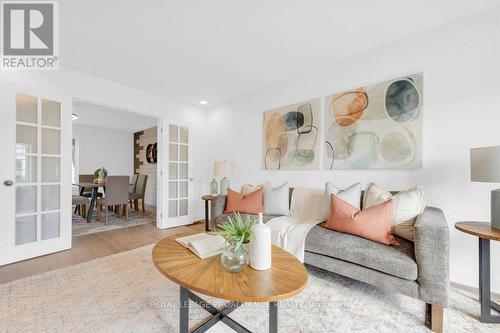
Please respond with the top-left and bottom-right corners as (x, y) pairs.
(414, 206), (449, 307)
(209, 195), (227, 231)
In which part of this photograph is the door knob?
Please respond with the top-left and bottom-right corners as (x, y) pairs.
(3, 180), (13, 186)
(189, 178), (194, 181)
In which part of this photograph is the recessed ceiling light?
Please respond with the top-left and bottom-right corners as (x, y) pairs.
(199, 100), (208, 105)
(72, 114), (79, 120)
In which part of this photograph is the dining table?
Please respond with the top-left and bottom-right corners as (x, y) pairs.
(73, 182), (106, 223)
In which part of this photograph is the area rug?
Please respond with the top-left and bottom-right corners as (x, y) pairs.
(0, 245), (497, 333)
(72, 207), (156, 237)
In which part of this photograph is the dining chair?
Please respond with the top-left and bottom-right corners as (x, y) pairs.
(129, 174), (148, 213)
(72, 195), (90, 220)
(129, 174), (138, 208)
(96, 176), (129, 224)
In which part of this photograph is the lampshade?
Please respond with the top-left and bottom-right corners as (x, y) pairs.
(470, 146), (500, 182)
(213, 161), (234, 177)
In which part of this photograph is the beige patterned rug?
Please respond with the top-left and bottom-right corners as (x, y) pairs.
(72, 206), (156, 237)
(0, 244), (497, 333)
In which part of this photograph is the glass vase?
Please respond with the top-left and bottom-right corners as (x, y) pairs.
(210, 178), (218, 195)
(220, 242), (249, 273)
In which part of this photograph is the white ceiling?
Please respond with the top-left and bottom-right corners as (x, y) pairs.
(61, 0), (500, 108)
(72, 100), (158, 132)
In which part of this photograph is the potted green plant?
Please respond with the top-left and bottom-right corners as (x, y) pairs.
(211, 212), (256, 272)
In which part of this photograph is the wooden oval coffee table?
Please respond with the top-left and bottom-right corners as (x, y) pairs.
(152, 233), (308, 333)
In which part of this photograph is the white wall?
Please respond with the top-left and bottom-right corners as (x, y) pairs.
(207, 9), (500, 292)
(0, 67), (208, 224)
(73, 124), (133, 177)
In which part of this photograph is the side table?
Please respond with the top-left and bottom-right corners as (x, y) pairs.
(201, 195), (214, 231)
(455, 221), (500, 323)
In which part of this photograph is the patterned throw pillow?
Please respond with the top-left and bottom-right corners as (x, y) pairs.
(363, 183), (426, 241)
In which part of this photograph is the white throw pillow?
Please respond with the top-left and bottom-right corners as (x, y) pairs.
(322, 182), (361, 221)
(263, 182), (290, 215)
(363, 183), (426, 241)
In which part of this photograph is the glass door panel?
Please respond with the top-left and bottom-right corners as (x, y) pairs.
(15, 215), (37, 245)
(41, 99), (61, 127)
(14, 94), (62, 245)
(15, 186), (37, 214)
(41, 157), (61, 182)
(16, 155), (37, 183)
(16, 124), (38, 153)
(16, 94), (38, 124)
(0, 87), (69, 266)
(41, 212), (60, 240)
(41, 128), (61, 154)
(168, 125), (190, 219)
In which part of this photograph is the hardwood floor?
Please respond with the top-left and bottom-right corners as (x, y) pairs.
(0, 221), (204, 284)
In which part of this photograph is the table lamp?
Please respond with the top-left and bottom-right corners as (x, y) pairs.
(214, 161), (234, 195)
(470, 146), (500, 229)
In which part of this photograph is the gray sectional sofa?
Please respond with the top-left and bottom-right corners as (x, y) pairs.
(210, 188), (449, 333)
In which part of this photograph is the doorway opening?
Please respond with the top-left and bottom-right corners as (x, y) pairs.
(71, 99), (161, 237)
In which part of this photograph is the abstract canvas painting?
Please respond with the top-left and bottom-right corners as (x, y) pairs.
(263, 98), (321, 170)
(324, 73), (423, 170)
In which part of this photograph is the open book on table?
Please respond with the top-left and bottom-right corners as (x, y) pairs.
(176, 233), (226, 259)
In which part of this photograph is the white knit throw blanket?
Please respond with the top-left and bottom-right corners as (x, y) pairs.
(266, 187), (324, 262)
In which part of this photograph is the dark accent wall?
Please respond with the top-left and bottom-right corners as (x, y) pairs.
(133, 130), (144, 174)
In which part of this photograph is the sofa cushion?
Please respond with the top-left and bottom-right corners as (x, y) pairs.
(241, 182), (271, 196)
(224, 188), (263, 214)
(263, 182), (290, 215)
(364, 183), (426, 242)
(215, 213), (280, 227)
(305, 225), (417, 281)
(324, 194), (399, 246)
(322, 182), (361, 221)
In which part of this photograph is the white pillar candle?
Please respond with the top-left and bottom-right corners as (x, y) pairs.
(250, 212), (272, 270)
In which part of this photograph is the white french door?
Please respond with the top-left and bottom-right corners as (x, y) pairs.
(0, 84), (71, 265)
(166, 124), (193, 227)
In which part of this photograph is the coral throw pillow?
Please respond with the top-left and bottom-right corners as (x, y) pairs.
(225, 188), (264, 214)
(324, 194), (399, 246)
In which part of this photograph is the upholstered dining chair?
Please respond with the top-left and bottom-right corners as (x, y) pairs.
(72, 195), (90, 220)
(129, 174), (148, 213)
(129, 174), (138, 208)
(96, 176), (129, 224)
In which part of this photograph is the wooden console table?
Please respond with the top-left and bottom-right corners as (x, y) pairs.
(455, 221), (500, 323)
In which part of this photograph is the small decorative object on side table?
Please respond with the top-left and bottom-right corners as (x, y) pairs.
(152, 233), (308, 333)
(470, 146), (500, 229)
(210, 177), (218, 195)
(455, 221), (500, 323)
(214, 160), (234, 195)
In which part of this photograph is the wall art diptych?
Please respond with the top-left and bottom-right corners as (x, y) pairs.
(324, 73), (423, 170)
(263, 98), (321, 170)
